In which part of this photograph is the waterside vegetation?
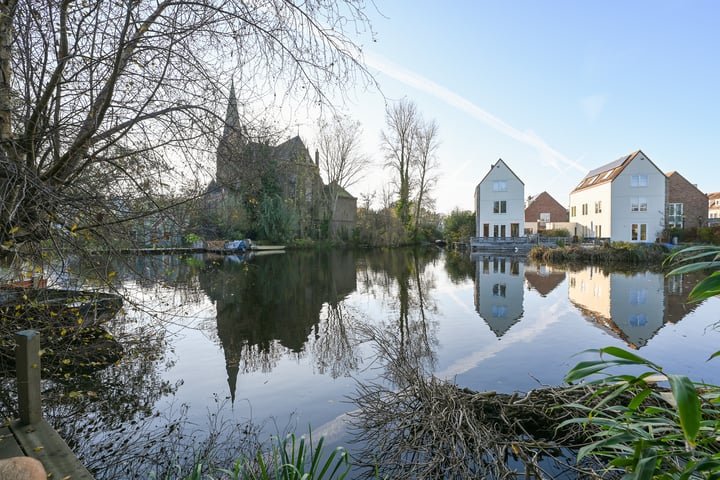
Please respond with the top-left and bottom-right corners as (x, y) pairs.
(529, 242), (672, 267)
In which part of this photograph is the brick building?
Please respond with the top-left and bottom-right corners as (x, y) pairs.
(666, 171), (708, 231)
(524, 191), (568, 224)
(708, 192), (720, 226)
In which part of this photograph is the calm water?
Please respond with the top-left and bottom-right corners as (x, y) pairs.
(8, 248), (720, 478)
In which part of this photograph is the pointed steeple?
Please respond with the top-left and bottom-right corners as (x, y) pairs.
(216, 79), (246, 188)
(222, 80), (241, 140)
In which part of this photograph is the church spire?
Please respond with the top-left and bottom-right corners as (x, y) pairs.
(222, 80), (242, 140)
(216, 79), (246, 189)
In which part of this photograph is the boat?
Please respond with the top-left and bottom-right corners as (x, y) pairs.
(250, 244), (286, 251)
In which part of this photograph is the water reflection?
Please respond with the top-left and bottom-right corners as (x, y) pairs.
(473, 254), (525, 337)
(1, 249), (715, 479)
(470, 254), (707, 350)
(567, 267), (705, 349)
(197, 250), (357, 401)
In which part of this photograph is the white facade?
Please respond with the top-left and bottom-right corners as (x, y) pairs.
(569, 151), (666, 242)
(568, 266), (665, 348)
(473, 255), (525, 337)
(475, 159), (525, 238)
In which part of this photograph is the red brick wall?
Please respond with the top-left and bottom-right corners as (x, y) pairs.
(524, 191), (568, 222)
(667, 173), (708, 229)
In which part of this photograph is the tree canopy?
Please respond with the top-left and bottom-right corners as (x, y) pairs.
(0, 0), (375, 265)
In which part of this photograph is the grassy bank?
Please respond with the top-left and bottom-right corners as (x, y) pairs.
(529, 241), (672, 267)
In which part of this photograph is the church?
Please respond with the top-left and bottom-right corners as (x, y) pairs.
(212, 83), (356, 239)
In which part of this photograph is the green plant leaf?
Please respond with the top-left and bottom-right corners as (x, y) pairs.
(599, 346), (660, 370)
(634, 447), (659, 480)
(688, 272), (720, 302)
(668, 374), (701, 446)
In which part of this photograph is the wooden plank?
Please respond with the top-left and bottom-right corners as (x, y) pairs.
(0, 426), (24, 458)
(10, 419), (94, 480)
(15, 330), (42, 425)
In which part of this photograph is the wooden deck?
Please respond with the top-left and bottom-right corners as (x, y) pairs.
(1, 331), (94, 478)
(1, 420), (93, 479)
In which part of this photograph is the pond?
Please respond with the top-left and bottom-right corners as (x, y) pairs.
(2, 248), (719, 478)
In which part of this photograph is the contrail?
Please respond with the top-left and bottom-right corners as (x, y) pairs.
(364, 51), (587, 174)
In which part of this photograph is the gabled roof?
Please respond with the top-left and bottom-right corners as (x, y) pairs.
(478, 158), (525, 187)
(708, 192), (720, 201)
(525, 191), (564, 209)
(571, 150), (663, 193)
(326, 181), (356, 199)
(274, 136), (313, 164)
(666, 171), (705, 195)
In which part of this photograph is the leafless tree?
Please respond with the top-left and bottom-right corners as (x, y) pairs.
(317, 115), (369, 191)
(380, 98), (418, 228)
(411, 118), (440, 236)
(316, 114), (370, 234)
(0, 0), (376, 271)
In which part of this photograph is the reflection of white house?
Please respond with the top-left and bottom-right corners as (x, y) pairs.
(567, 266), (664, 349)
(569, 150), (666, 242)
(475, 159), (525, 238)
(474, 255), (525, 337)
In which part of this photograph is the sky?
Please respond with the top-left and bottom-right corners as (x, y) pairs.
(300, 0), (720, 214)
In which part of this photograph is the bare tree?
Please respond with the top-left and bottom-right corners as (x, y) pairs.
(317, 115), (369, 191)
(381, 98), (418, 228)
(317, 114), (370, 234)
(0, 0), (375, 268)
(411, 118), (440, 237)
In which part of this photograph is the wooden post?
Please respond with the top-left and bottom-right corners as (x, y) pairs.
(15, 330), (41, 425)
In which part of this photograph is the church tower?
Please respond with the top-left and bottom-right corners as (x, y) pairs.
(215, 81), (247, 190)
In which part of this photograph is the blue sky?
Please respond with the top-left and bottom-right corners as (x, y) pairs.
(308, 0), (719, 214)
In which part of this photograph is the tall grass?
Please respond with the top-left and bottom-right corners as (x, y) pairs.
(178, 432), (351, 480)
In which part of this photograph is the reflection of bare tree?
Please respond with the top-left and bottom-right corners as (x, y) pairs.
(312, 302), (360, 378)
(355, 248), (440, 383)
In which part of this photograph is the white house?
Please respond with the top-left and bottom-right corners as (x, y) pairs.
(569, 150), (666, 243)
(475, 159), (525, 238)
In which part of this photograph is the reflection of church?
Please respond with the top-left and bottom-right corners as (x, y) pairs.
(567, 267), (704, 349)
(473, 255), (525, 337)
(198, 250), (357, 401)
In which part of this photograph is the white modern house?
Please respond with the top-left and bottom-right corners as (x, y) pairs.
(474, 159), (525, 238)
(569, 150), (666, 242)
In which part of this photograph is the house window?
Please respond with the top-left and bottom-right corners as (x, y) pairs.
(539, 212), (550, 222)
(570, 206), (576, 217)
(601, 169), (614, 180)
(483, 223), (490, 237)
(493, 200), (507, 214)
(492, 283), (507, 297)
(631, 223), (648, 241)
(594, 201), (602, 214)
(493, 180), (507, 192)
(492, 305), (507, 318)
(582, 203), (588, 215)
(595, 225), (602, 238)
(631, 174), (649, 187)
(668, 203), (684, 228)
(631, 197), (647, 212)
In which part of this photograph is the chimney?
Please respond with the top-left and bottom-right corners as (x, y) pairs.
(315, 149), (319, 167)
